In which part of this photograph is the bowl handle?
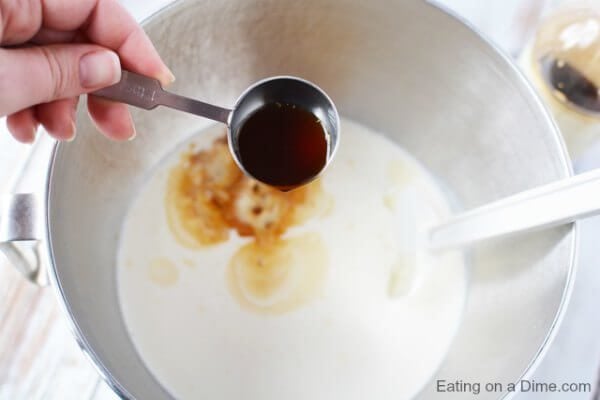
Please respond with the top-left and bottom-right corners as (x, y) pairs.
(0, 193), (48, 286)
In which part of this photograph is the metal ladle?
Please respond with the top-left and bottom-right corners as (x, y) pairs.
(93, 71), (340, 186)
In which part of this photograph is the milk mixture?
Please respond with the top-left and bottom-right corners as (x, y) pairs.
(117, 118), (467, 400)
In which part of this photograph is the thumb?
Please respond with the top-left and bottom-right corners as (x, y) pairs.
(0, 44), (121, 116)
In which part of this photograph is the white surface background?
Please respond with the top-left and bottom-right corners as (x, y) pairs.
(0, 0), (599, 399)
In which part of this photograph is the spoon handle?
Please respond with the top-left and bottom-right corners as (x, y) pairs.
(429, 168), (600, 250)
(92, 70), (231, 123)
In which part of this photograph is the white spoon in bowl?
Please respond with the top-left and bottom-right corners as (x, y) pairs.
(428, 168), (600, 250)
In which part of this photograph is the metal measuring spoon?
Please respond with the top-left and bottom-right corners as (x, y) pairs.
(93, 71), (339, 187)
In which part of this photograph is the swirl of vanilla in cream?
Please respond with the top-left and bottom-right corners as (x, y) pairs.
(117, 118), (467, 400)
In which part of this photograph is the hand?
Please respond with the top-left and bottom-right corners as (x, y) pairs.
(0, 0), (174, 143)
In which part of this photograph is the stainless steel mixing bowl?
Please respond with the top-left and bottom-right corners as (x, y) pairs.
(0, 0), (575, 399)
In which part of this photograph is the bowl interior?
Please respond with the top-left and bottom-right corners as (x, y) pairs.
(48, 0), (574, 399)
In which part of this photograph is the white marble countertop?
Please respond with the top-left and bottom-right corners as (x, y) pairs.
(0, 1), (598, 399)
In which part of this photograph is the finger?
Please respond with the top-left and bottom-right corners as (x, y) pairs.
(87, 96), (136, 141)
(40, 0), (174, 86)
(35, 97), (78, 141)
(0, 45), (120, 116)
(30, 28), (77, 45)
(1, 0), (173, 85)
(6, 108), (39, 143)
(0, 0), (43, 44)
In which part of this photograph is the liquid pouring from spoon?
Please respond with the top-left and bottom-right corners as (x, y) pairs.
(93, 71), (340, 191)
(429, 168), (600, 250)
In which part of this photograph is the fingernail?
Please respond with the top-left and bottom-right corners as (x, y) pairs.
(79, 50), (121, 88)
(24, 126), (37, 144)
(158, 67), (176, 87)
(65, 121), (77, 142)
(127, 122), (137, 141)
(117, 113), (137, 142)
(128, 131), (137, 141)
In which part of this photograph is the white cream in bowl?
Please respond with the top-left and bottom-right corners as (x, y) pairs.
(117, 118), (467, 400)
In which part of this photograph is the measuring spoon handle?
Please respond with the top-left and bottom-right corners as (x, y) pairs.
(92, 70), (231, 124)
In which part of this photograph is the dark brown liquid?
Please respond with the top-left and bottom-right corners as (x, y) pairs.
(237, 103), (328, 191)
(166, 133), (331, 314)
